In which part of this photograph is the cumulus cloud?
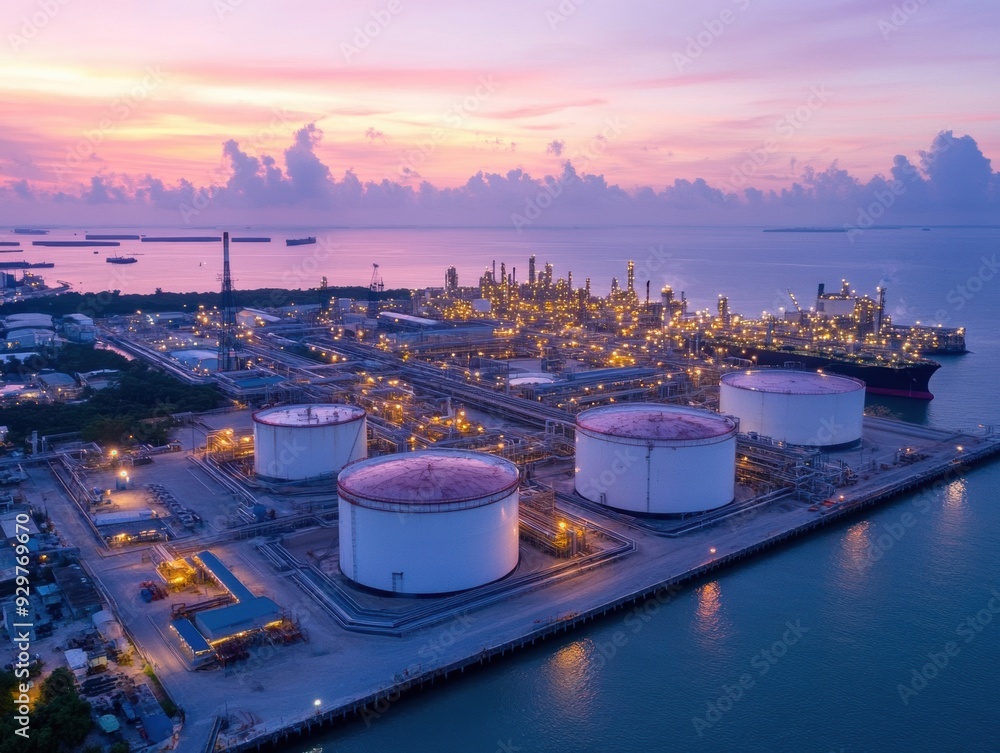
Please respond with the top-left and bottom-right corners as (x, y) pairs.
(1, 129), (997, 227)
(546, 139), (565, 156)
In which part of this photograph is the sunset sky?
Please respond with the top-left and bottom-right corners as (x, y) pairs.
(1, 0), (998, 224)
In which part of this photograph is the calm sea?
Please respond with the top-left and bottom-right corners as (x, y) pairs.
(20, 225), (1000, 752)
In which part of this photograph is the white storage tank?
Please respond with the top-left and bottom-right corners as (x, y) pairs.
(338, 449), (519, 595)
(575, 404), (736, 515)
(719, 369), (864, 448)
(253, 404), (366, 482)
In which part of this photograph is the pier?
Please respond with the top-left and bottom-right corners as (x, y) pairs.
(206, 423), (999, 753)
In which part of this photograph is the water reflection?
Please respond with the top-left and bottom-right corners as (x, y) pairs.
(943, 478), (968, 511)
(692, 581), (732, 646)
(544, 640), (595, 713)
(838, 520), (873, 587)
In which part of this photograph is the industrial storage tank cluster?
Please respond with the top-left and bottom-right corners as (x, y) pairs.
(719, 370), (864, 448)
(575, 404), (737, 515)
(338, 449), (520, 595)
(252, 404), (367, 482)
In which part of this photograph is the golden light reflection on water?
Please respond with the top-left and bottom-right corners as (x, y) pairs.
(545, 641), (596, 698)
(693, 581), (731, 645)
(544, 641), (595, 712)
(944, 478), (968, 511)
(840, 520), (872, 579)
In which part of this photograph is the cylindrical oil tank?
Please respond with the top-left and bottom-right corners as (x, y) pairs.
(253, 404), (366, 482)
(575, 404), (736, 514)
(719, 369), (865, 448)
(338, 449), (520, 595)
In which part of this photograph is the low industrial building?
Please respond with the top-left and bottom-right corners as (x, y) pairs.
(236, 308), (282, 328)
(170, 348), (219, 373)
(5, 328), (56, 350)
(62, 313), (96, 343)
(35, 372), (80, 399)
(52, 563), (102, 619)
(193, 597), (282, 641)
(169, 551), (286, 664)
(77, 369), (120, 390)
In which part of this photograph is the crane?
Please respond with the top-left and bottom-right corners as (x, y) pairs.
(368, 263), (384, 319)
(786, 288), (802, 312)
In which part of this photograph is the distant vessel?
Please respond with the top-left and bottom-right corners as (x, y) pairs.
(0, 260), (54, 269)
(86, 233), (141, 240)
(106, 255), (137, 264)
(32, 240), (120, 247)
(762, 227), (847, 233)
(141, 236), (222, 242)
(286, 237), (316, 246)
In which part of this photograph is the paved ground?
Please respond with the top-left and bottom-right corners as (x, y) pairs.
(22, 416), (991, 752)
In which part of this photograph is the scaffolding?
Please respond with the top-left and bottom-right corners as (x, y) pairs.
(736, 434), (843, 502)
(518, 489), (588, 557)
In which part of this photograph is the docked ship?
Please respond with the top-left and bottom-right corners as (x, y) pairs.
(106, 255), (137, 264)
(722, 343), (940, 399)
(286, 236), (316, 246)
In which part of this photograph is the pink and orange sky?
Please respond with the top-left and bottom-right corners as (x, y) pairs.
(1, 0), (998, 224)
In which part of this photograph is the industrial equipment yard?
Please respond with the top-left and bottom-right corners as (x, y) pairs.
(12, 407), (996, 752)
(2, 250), (996, 752)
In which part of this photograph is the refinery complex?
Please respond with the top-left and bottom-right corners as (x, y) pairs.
(0, 233), (995, 752)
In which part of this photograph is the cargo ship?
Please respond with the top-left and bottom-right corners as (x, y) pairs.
(286, 236), (316, 246)
(106, 255), (137, 264)
(723, 343), (940, 399)
(0, 261), (54, 269)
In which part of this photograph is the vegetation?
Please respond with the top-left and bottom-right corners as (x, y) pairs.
(0, 285), (410, 318)
(2, 345), (220, 446)
(0, 667), (93, 753)
(142, 665), (177, 717)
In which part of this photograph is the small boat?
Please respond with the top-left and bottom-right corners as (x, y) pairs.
(286, 236), (316, 246)
(106, 255), (137, 264)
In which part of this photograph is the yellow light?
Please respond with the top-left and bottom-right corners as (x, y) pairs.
(709, 547), (717, 554)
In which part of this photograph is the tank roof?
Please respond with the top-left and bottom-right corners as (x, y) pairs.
(253, 403), (365, 427)
(721, 369), (865, 395)
(576, 404), (735, 440)
(339, 449), (519, 508)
